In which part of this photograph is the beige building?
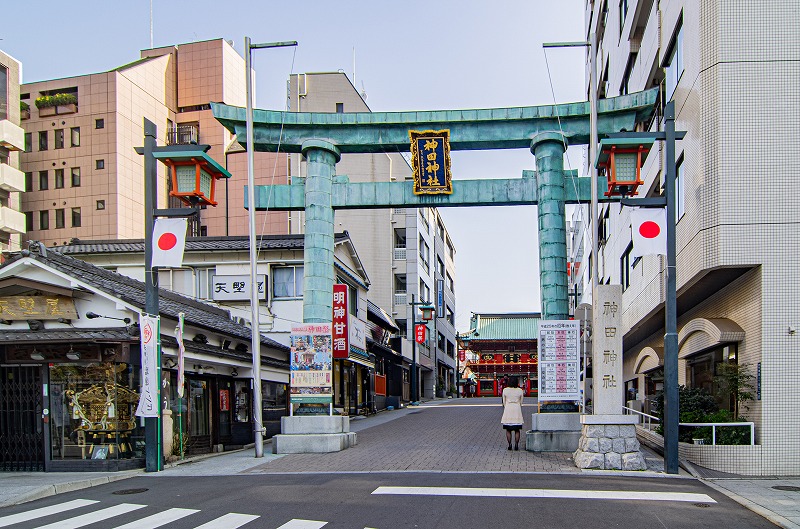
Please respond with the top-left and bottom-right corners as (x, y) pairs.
(0, 50), (26, 253)
(572, 0), (800, 475)
(19, 39), (287, 247)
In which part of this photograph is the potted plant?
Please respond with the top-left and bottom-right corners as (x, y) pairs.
(35, 92), (78, 116)
(436, 376), (446, 398)
(20, 101), (30, 120)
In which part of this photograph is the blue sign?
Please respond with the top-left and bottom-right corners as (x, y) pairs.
(437, 279), (444, 319)
(410, 129), (453, 195)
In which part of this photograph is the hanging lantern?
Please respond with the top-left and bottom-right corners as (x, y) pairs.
(595, 138), (654, 197)
(420, 304), (435, 321)
(152, 147), (231, 207)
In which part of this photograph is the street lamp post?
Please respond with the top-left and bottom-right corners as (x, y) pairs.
(244, 37), (297, 458)
(409, 294), (433, 403)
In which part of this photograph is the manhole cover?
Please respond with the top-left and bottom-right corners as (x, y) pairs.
(112, 488), (149, 495)
(693, 503), (711, 508)
(772, 486), (800, 492)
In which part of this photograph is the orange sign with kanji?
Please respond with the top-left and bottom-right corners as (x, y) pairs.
(415, 324), (427, 344)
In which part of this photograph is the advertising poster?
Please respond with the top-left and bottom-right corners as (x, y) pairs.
(290, 323), (333, 404)
(537, 320), (580, 402)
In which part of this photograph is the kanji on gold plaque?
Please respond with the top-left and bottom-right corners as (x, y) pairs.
(409, 129), (453, 195)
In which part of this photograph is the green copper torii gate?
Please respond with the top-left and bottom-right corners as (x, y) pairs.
(212, 89), (657, 322)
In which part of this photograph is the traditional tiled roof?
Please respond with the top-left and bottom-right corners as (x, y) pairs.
(1, 247), (288, 353)
(367, 300), (399, 332)
(462, 313), (541, 341)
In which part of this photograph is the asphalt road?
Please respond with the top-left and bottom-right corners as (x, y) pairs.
(0, 472), (777, 528)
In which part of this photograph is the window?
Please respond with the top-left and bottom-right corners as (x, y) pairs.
(25, 211), (33, 231)
(447, 240), (454, 259)
(418, 235), (430, 272)
(24, 133), (31, 153)
(0, 65), (6, 120)
(39, 210), (49, 230)
(54, 129), (64, 149)
(71, 207), (81, 227)
(438, 332), (445, 351)
(95, 119), (104, 129)
(446, 272), (454, 293)
(436, 219), (444, 239)
(24, 172), (32, 192)
(95, 159), (104, 170)
(620, 52), (637, 96)
(418, 209), (429, 232)
(70, 127), (80, 147)
(335, 103), (344, 113)
(273, 265), (304, 298)
(38, 170), (48, 190)
(665, 17), (684, 99)
(38, 131), (48, 151)
(621, 242), (633, 291)
(419, 279), (430, 303)
(54, 169), (64, 189)
(619, 0), (628, 36)
(337, 278), (358, 315)
(55, 209), (65, 229)
(96, 200), (105, 210)
(199, 225), (207, 237)
(676, 156), (685, 220)
(437, 257), (445, 278)
(71, 167), (81, 187)
(446, 306), (455, 325)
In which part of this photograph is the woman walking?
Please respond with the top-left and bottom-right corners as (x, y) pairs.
(501, 376), (524, 450)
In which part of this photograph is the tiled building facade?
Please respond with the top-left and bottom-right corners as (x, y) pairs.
(0, 50), (26, 253)
(572, 0), (800, 475)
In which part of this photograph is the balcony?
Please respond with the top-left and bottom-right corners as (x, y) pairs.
(394, 247), (407, 260)
(0, 120), (25, 151)
(394, 292), (407, 307)
(167, 125), (199, 145)
(0, 206), (26, 234)
(0, 164), (26, 193)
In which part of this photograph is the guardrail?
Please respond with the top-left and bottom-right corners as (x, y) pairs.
(622, 406), (660, 431)
(679, 422), (755, 446)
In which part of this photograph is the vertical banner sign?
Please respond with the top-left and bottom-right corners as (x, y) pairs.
(415, 323), (427, 344)
(409, 129), (453, 195)
(592, 284), (624, 415)
(458, 350), (466, 362)
(290, 324), (333, 405)
(537, 320), (581, 402)
(436, 279), (445, 319)
(136, 315), (160, 417)
(175, 312), (185, 398)
(332, 284), (349, 359)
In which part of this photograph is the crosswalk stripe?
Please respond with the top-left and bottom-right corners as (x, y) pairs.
(33, 503), (147, 529)
(372, 486), (717, 503)
(276, 520), (328, 529)
(110, 507), (200, 528)
(0, 499), (99, 527)
(192, 513), (261, 529)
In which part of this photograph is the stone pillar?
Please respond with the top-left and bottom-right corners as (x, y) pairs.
(531, 132), (569, 321)
(301, 139), (341, 323)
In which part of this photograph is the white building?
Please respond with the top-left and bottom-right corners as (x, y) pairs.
(0, 50), (26, 252)
(573, 0), (800, 475)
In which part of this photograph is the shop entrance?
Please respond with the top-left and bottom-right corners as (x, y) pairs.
(0, 365), (44, 471)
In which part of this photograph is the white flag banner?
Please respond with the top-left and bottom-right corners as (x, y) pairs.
(176, 312), (186, 399)
(631, 207), (667, 259)
(136, 315), (160, 417)
(152, 218), (188, 268)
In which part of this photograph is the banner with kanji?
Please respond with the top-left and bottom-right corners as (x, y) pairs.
(332, 284), (349, 359)
(410, 129), (453, 195)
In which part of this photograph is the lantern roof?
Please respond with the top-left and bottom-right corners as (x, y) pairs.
(151, 146), (232, 179)
(594, 137), (654, 169)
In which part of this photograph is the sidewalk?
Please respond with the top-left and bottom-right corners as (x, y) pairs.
(1, 400), (798, 529)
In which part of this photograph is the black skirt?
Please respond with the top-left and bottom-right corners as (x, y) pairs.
(503, 424), (523, 431)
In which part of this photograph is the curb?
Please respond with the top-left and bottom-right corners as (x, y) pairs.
(1, 472), (140, 508)
(700, 479), (800, 529)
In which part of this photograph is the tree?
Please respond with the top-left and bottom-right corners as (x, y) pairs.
(714, 362), (756, 418)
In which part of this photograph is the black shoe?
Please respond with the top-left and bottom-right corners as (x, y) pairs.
(507, 445), (512, 451)
(514, 445), (520, 451)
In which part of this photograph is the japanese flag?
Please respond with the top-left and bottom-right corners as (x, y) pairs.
(152, 218), (188, 268)
(631, 208), (667, 259)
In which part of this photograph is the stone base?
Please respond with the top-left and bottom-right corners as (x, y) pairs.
(272, 432), (357, 454)
(281, 416), (350, 434)
(573, 423), (647, 471)
(527, 430), (582, 452)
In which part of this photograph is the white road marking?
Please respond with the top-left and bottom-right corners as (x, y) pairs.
(192, 513), (261, 528)
(33, 503), (147, 528)
(372, 486), (716, 503)
(276, 520), (328, 529)
(0, 499), (99, 527)
(110, 507), (199, 528)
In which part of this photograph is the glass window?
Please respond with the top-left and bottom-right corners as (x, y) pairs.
(0, 65), (6, 120)
(54, 129), (64, 149)
(419, 279), (430, 302)
(619, 0), (628, 35)
(665, 17), (684, 99)
(71, 167), (81, 187)
(55, 209), (65, 229)
(273, 266), (304, 298)
(418, 209), (429, 232)
(71, 207), (81, 228)
(621, 241), (633, 290)
(419, 235), (429, 271)
(95, 119), (104, 129)
(436, 220), (444, 239)
(24, 133), (32, 153)
(96, 200), (105, 210)
(335, 103), (344, 113)
(24, 172), (32, 192)
(39, 131), (48, 151)
(437, 257), (445, 278)
(39, 210), (49, 230)
(70, 127), (80, 147)
(54, 169), (64, 189)
(676, 156), (685, 220)
(446, 272), (454, 293)
(25, 211), (33, 231)
(95, 159), (104, 170)
(39, 170), (48, 190)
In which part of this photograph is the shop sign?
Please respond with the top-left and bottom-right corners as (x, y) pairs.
(415, 323), (427, 344)
(458, 350), (466, 362)
(219, 389), (230, 411)
(409, 129), (453, 195)
(211, 274), (266, 301)
(349, 315), (366, 351)
(0, 295), (77, 320)
(135, 315), (160, 417)
(290, 323), (333, 405)
(332, 284), (349, 359)
(436, 279), (444, 318)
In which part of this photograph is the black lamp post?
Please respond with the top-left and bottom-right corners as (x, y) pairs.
(409, 294), (434, 403)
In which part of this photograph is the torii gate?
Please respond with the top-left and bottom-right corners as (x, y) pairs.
(212, 89), (657, 323)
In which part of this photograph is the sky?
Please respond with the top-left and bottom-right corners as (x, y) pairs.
(1, 0), (587, 332)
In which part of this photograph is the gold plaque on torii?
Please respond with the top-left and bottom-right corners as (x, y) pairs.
(0, 295), (78, 320)
(409, 129), (453, 195)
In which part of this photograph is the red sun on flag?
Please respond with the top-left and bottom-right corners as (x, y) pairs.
(157, 232), (178, 251)
(638, 220), (661, 239)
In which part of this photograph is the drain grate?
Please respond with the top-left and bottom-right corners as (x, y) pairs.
(112, 488), (149, 495)
(693, 503), (711, 508)
(772, 485), (800, 492)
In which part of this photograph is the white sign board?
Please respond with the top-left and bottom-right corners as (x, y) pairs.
(349, 316), (367, 351)
(592, 284), (624, 415)
(211, 274), (267, 301)
(537, 320), (581, 401)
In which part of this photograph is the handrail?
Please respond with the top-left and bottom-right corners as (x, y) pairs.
(679, 422), (755, 446)
(622, 406), (660, 431)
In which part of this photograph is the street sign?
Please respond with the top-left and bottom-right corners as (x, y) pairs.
(415, 324), (427, 344)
